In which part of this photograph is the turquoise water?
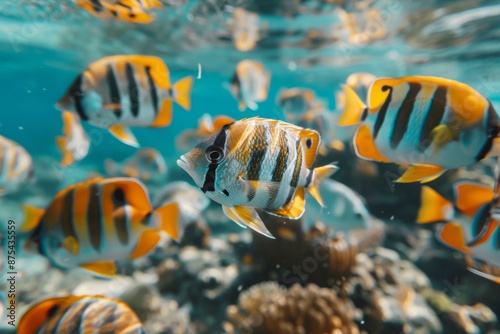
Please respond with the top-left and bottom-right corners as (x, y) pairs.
(2, 1), (500, 333)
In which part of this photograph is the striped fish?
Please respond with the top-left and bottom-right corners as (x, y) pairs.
(338, 76), (500, 183)
(18, 295), (144, 334)
(0, 135), (34, 195)
(228, 60), (270, 111)
(56, 55), (193, 147)
(75, 0), (163, 24)
(105, 147), (167, 181)
(56, 111), (90, 167)
(20, 177), (180, 277)
(177, 117), (338, 238)
(417, 180), (500, 283)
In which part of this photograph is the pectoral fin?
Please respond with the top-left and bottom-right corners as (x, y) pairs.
(129, 229), (161, 259)
(396, 164), (445, 183)
(353, 124), (391, 162)
(223, 206), (274, 239)
(108, 125), (139, 148)
(431, 125), (456, 153)
(80, 261), (117, 277)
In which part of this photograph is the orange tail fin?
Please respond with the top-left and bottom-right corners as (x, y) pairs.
(173, 76), (194, 111)
(154, 201), (181, 241)
(307, 164), (339, 206)
(417, 186), (453, 224)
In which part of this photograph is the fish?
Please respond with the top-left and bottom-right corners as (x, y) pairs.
(152, 181), (210, 226)
(305, 179), (372, 232)
(17, 295), (145, 334)
(56, 55), (193, 147)
(105, 148), (167, 182)
(276, 87), (325, 122)
(230, 7), (261, 52)
(56, 111), (91, 167)
(19, 177), (180, 277)
(0, 135), (34, 195)
(228, 60), (270, 111)
(177, 117), (338, 238)
(75, 0), (163, 24)
(417, 179), (500, 283)
(338, 76), (500, 183)
(176, 113), (235, 150)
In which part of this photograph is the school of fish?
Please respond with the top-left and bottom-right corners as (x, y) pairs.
(4, 3), (500, 332)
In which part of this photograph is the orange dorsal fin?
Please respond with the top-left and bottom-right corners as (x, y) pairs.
(454, 182), (494, 215)
(417, 186), (453, 224)
(129, 229), (161, 259)
(353, 124), (391, 162)
(396, 164), (445, 183)
(173, 76), (193, 111)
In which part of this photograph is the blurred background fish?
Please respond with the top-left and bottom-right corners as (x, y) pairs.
(105, 148), (167, 182)
(56, 111), (90, 167)
(75, 0), (163, 24)
(18, 295), (144, 334)
(230, 7), (262, 52)
(227, 60), (270, 111)
(176, 113), (234, 150)
(56, 55), (193, 147)
(0, 135), (34, 196)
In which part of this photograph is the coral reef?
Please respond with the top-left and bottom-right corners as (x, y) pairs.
(224, 282), (362, 334)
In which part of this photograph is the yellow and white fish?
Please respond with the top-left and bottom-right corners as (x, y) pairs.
(228, 60), (270, 111)
(18, 295), (144, 334)
(57, 55), (193, 147)
(105, 148), (167, 182)
(176, 113), (235, 150)
(338, 76), (500, 183)
(418, 181), (500, 283)
(75, 0), (163, 24)
(56, 111), (90, 167)
(20, 177), (180, 277)
(0, 135), (34, 195)
(177, 117), (338, 238)
(276, 87), (325, 122)
(230, 7), (261, 52)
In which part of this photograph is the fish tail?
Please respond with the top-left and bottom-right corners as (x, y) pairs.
(338, 85), (366, 126)
(153, 201), (181, 241)
(307, 164), (339, 206)
(20, 204), (44, 233)
(173, 76), (194, 111)
(417, 186), (453, 224)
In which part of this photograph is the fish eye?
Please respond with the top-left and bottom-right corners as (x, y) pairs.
(205, 145), (225, 164)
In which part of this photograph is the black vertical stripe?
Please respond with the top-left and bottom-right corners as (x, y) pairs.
(290, 140), (302, 188)
(112, 187), (129, 245)
(125, 62), (140, 118)
(476, 103), (500, 161)
(61, 190), (78, 242)
(271, 130), (288, 182)
(247, 125), (268, 180)
(418, 86), (448, 151)
(373, 85), (393, 139)
(201, 125), (230, 193)
(106, 64), (122, 118)
(87, 184), (103, 252)
(90, 0), (104, 12)
(390, 83), (421, 149)
(68, 74), (88, 121)
(145, 66), (159, 116)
